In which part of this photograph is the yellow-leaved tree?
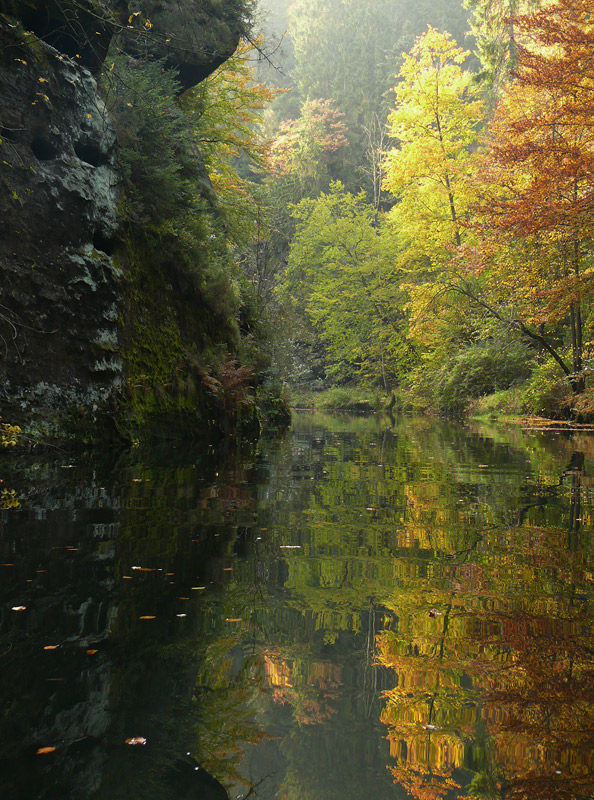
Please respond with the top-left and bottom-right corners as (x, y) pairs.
(382, 28), (487, 405)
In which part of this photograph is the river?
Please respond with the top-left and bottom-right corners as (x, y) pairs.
(1, 412), (593, 800)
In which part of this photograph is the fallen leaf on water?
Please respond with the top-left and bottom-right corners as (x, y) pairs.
(139, 615), (156, 620)
(12, 606), (26, 612)
(191, 587), (205, 591)
(122, 576), (132, 580)
(86, 649), (98, 655)
(125, 737), (147, 746)
(178, 597), (189, 601)
(222, 568), (233, 572)
(44, 645), (59, 651)
(0, 563), (14, 567)
(225, 618), (243, 623)
(36, 747), (56, 755)
(176, 613), (187, 618)
(166, 573), (174, 577)
(131, 566), (155, 572)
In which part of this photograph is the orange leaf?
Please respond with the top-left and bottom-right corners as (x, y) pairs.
(125, 736), (147, 746)
(36, 747), (56, 754)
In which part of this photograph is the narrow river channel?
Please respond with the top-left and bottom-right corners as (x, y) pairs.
(2, 412), (593, 800)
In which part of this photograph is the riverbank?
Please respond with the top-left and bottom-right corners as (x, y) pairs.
(289, 383), (594, 426)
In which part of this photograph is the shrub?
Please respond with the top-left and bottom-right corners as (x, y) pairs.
(431, 338), (532, 416)
(520, 358), (572, 418)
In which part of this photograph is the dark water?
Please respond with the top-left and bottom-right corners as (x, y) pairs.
(2, 413), (594, 800)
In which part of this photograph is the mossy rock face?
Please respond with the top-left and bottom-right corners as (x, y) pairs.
(0, 4), (263, 445)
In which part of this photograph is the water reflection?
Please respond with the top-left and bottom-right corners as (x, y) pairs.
(1, 415), (594, 798)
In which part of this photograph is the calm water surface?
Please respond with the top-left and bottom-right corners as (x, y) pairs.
(1, 413), (594, 800)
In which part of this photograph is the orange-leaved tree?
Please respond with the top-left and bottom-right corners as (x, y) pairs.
(477, 0), (594, 393)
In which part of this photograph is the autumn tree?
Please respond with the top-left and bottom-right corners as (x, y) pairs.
(477, 0), (594, 394)
(379, 28), (491, 407)
(268, 98), (348, 202)
(383, 27), (483, 254)
(183, 37), (282, 248)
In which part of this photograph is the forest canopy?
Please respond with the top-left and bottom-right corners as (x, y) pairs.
(244, 0), (594, 420)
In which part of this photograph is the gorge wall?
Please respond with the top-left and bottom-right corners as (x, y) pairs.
(0, 1), (260, 443)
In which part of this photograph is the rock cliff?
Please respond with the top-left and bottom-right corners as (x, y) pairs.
(0, 1), (256, 442)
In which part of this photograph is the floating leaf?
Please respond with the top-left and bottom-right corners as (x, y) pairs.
(36, 746), (56, 755)
(125, 736), (147, 746)
(44, 645), (59, 651)
(11, 606), (26, 612)
(139, 615), (156, 620)
(225, 618), (243, 623)
(86, 649), (98, 655)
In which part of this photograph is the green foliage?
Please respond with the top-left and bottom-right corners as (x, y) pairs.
(284, 182), (413, 388)
(464, 0), (542, 90)
(99, 39), (283, 433)
(422, 337), (532, 416)
(102, 54), (197, 224)
(520, 358), (572, 418)
(469, 387), (525, 418)
(314, 386), (382, 412)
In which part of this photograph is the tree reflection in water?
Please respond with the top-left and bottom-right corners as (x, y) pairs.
(2, 415), (594, 799)
(378, 434), (594, 800)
